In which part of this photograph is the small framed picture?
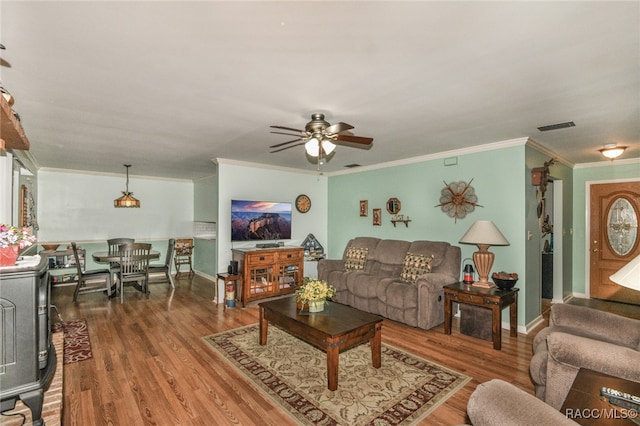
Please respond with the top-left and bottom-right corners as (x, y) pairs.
(360, 200), (368, 217)
(373, 208), (382, 226)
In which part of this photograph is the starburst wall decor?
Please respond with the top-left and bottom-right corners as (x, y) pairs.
(435, 179), (482, 222)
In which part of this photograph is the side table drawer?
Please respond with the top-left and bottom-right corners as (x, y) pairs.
(451, 292), (485, 305)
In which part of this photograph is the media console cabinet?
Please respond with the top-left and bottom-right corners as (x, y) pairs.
(232, 246), (304, 307)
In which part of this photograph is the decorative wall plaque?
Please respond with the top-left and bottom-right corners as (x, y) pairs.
(435, 179), (482, 222)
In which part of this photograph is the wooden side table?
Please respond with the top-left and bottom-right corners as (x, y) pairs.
(216, 273), (242, 310)
(443, 282), (519, 350)
(560, 368), (640, 425)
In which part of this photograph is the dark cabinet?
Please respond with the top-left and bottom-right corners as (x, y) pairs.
(0, 256), (56, 425)
(542, 253), (553, 299)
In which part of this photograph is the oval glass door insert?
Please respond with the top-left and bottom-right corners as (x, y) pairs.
(607, 197), (638, 256)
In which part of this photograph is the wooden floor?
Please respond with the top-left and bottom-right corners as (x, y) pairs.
(50, 275), (555, 425)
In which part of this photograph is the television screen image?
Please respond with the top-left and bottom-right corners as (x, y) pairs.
(231, 200), (292, 241)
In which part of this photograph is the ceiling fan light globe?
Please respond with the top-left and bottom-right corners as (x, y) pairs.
(305, 138), (320, 157)
(322, 140), (336, 155)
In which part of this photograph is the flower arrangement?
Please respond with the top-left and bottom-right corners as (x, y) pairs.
(295, 279), (336, 305)
(0, 224), (37, 248)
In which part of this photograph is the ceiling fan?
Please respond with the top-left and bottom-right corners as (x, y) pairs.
(269, 113), (373, 163)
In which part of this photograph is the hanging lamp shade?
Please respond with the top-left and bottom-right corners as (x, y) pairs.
(114, 164), (140, 208)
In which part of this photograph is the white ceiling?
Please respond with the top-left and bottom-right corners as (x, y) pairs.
(1, 1), (638, 180)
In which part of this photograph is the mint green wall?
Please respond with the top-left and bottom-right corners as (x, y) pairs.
(194, 238), (216, 278)
(328, 145), (533, 326)
(572, 161), (640, 295)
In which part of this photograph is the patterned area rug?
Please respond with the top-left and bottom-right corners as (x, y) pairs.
(203, 324), (470, 425)
(51, 319), (93, 364)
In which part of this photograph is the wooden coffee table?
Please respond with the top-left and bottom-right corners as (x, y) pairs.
(259, 297), (383, 391)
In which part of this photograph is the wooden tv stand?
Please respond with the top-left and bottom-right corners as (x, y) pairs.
(232, 246), (304, 307)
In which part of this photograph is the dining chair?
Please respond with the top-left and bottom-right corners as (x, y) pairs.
(116, 242), (152, 304)
(174, 238), (194, 277)
(107, 238), (135, 272)
(71, 242), (113, 302)
(148, 238), (176, 289)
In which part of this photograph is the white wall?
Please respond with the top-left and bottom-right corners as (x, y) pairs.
(0, 153), (14, 224)
(216, 160), (328, 275)
(37, 169), (193, 242)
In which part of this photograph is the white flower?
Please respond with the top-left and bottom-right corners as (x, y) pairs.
(0, 224), (37, 249)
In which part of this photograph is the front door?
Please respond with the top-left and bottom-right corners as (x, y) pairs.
(589, 181), (640, 304)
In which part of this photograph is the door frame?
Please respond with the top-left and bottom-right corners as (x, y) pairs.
(552, 180), (563, 303)
(585, 177), (640, 298)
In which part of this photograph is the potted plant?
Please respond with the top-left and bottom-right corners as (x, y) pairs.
(0, 224), (37, 266)
(295, 279), (336, 312)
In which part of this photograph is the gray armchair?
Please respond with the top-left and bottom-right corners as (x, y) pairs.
(530, 303), (640, 409)
(467, 379), (577, 426)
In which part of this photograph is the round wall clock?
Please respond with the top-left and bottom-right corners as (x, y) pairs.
(295, 194), (311, 213)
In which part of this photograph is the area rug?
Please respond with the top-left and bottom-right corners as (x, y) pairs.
(51, 319), (93, 364)
(203, 324), (470, 425)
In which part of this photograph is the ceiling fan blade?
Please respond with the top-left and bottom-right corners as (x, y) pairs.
(270, 142), (306, 153)
(270, 131), (305, 137)
(334, 134), (374, 145)
(270, 125), (305, 133)
(325, 122), (354, 134)
(269, 138), (303, 149)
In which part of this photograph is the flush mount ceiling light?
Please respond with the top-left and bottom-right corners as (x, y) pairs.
(599, 144), (627, 160)
(114, 164), (140, 208)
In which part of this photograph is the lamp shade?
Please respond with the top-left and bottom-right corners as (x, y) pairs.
(114, 164), (140, 208)
(321, 139), (336, 155)
(305, 138), (320, 156)
(459, 220), (510, 246)
(610, 254), (640, 291)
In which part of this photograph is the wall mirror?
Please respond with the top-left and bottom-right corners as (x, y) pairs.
(386, 198), (401, 215)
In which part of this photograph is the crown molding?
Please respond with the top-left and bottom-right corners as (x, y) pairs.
(525, 139), (573, 168)
(574, 156), (640, 169)
(213, 157), (324, 176)
(37, 167), (192, 183)
(327, 137), (530, 176)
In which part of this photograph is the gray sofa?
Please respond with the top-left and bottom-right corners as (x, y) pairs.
(317, 237), (461, 330)
(530, 303), (640, 409)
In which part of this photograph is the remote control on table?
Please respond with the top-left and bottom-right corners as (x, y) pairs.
(601, 387), (640, 413)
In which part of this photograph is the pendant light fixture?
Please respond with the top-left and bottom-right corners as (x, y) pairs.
(114, 164), (140, 208)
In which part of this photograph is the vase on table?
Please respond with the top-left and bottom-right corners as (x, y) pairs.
(308, 299), (325, 313)
(0, 246), (19, 266)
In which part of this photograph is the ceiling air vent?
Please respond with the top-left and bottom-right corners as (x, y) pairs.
(344, 164), (361, 168)
(537, 121), (575, 132)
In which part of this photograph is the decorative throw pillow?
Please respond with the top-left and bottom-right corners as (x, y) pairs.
(400, 252), (434, 283)
(344, 247), (369, 271)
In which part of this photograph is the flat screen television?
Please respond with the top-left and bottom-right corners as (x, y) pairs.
(231, 200), (292, 241)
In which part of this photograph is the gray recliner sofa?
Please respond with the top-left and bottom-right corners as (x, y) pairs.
(317, 237), (461, 330)
(530, 303), (640, 409)
(467, 379), (578, 425)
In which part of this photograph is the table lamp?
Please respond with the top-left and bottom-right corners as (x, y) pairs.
(459, 220), (510, 288)
(610, 254), (640, 291)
